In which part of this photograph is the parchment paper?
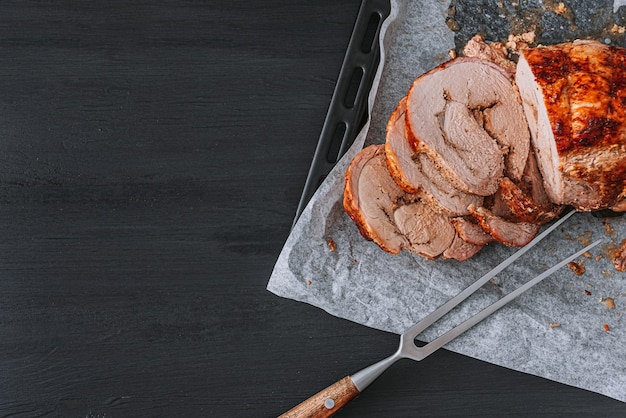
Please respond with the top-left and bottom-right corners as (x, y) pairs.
(268, 0), (626, 402)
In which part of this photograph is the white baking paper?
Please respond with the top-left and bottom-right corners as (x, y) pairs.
(268, 0), (626, 402)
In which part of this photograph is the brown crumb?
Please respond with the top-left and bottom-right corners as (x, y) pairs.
(352, 258), (357, 263)
(463, 34), (516, 74)
(602, 220), (616, 236)
(306, 280), (312, 286)
(611, 23), (626, 34)
(595, 255), (603, 262)
(549, 323), (561, 328)
(610, 239), (626, 272)
(604, 297), (616, 309)
(603, 323), (611, 332)
(585, 289), (592, 296)
(543, 0), (574, 21)
(568, 260), (586, 275)
(577, 231), (593, 246)
(582, 251), (592, 258)
(327, 238), (337, 252)
(448, 49), (457, 59)
(555, 2), (567, 14)
(445, 17), (460, 32)
(505, 31), (536, 52)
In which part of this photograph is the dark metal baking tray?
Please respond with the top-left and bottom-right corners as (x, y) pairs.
(293, 0), (391, 225)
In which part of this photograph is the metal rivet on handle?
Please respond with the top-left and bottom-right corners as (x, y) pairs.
(324, 398), (335, 409)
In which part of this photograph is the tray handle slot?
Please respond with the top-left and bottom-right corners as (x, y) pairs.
(293, 0), (391, 226)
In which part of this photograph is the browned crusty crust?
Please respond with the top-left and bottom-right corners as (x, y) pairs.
(498, 177), (563, 224)
(517, 40), (626, 211)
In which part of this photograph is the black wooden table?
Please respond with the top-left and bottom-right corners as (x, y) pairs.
(0, 1), (625, 416)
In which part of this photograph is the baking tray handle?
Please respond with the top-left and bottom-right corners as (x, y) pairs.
(293, 0), (391, 226)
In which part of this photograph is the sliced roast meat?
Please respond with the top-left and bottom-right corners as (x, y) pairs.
(516, 40), (626, 211)
(443, 233), (484, 261)
(343, 144), (455, 258)
(517, 147), (556, 209)
(385, 97), (419, 194)
(343, 145), (412, 254)
(482, 102), (530, 182)
(405, 57), (530, 196)
(441, 100), (504, 190)
(385, 97), (483, 216)
(499, 177), (562, 224)
(450, 217), (494, 246)
(468, 204), (540, 247)
(487, 187), (515, 220)
(393, 202), (456, 260)
(496, 148), (563, 224)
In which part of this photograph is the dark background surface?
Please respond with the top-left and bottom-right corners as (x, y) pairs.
(0, 1), (625, 416)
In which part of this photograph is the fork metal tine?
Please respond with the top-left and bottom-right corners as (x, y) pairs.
(403, 209), (576, 339)
(405, 238), (603, 361)
(351, 210), (597, 392)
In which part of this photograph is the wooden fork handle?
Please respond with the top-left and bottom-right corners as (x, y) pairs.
(279, 376), (360, 418)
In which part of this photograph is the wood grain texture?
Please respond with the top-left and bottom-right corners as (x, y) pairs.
(279, 376), (360, 418)
(0, 1), (624, 417)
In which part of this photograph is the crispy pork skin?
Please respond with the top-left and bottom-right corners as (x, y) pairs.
(516, 40), (626, 211)
(343, 145), (455, 258)
(385, 97), (483, 216)
(405, 57), (530, 196)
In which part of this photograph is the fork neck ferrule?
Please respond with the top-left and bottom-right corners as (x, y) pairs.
(350, 350), (403, 392)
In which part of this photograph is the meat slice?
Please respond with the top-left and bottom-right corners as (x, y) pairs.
(516, 40), (626, 211)
(450, 217), (494, 246)
(393, 202), (456, 260)
(405, 57), (530, 196)
(499, 177), (563, 224)
(468, 205), (540, 247)
(385, 97), (483, 216)
(344, 145), (411, 254)
(443, 233), (484, 261)
(497, 148), (564, 224)
(517, 147), (559, 210)
(343, 144), (455, 258)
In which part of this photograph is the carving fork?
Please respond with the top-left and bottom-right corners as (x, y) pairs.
(280, 211), (602, 417)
